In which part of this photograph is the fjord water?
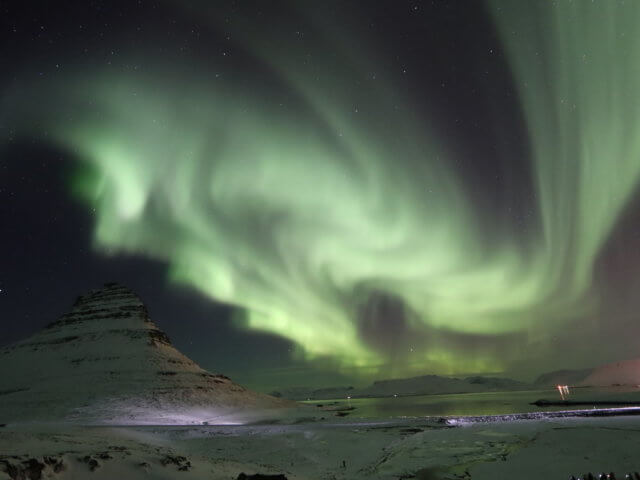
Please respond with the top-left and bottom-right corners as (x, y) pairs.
(307, 388), (640, 419)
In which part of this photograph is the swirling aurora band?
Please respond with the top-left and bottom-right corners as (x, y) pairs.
(3, 0), (640, 378)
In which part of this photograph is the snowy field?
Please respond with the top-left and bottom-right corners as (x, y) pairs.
(2, 412), (640, 479)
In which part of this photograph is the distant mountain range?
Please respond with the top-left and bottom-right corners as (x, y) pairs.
(272, 374), (530, 400)
(274, 358), (640, 401)
(0, 283), (287, 424)
(535, 359), (640, 388)
(533, 368), (595, 386)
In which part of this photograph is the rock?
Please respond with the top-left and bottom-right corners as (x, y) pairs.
(0, 460), (19, 480)
(43, 457), (65, 474)
(236, 474), (288, 480)
(80, 456), (100, 471)
(0, 458), (45, 480)
(161, 455), (191, 471)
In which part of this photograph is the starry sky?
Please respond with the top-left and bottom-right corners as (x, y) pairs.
(2, 0), (640, 392)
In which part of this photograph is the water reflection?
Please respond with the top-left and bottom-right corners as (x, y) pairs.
(303, 387), (640, 418)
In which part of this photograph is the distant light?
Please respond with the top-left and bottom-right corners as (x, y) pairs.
(556, 385), (570, 400)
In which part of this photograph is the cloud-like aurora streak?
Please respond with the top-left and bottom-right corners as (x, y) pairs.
(4, 0), (640, 378)
(489, 0), (640, 304)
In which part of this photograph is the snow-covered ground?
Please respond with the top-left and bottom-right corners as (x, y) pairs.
(2, 412), (640, 479)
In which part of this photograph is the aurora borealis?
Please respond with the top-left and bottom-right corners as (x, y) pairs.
(3, 0), (640, 387)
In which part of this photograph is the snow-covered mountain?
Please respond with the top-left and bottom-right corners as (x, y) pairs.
(534, 359), (640, 388)
(0, 283), (287, 424)
(579, 358), (640, 387)
(533, 368), (594, 387)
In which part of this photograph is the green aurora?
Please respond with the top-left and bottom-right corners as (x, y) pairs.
(4, 0), (640, 380)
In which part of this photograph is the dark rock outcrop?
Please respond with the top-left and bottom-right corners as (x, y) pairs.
(237, 473), (289, 480)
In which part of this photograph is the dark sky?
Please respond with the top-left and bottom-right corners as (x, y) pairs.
(2, 0), (640, 391)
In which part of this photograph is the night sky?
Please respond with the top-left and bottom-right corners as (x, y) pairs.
(2, 0), (640, 392)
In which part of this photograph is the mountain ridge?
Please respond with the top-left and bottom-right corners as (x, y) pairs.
(0, 283), (288, 424)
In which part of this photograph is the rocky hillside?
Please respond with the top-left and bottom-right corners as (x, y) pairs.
(0, 283), (287, 424)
